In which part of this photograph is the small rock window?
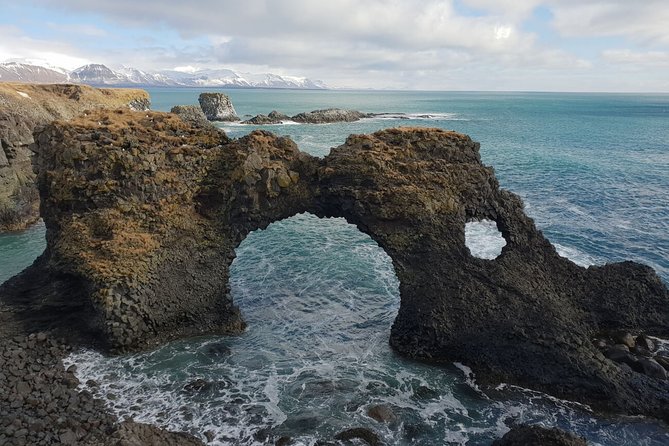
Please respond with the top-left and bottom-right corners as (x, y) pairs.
(465, 219), (506, 260)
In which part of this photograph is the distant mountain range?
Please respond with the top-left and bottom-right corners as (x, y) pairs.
(0, 62), (328, 90)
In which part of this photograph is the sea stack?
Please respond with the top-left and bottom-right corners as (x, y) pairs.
(198, 92), (239, 121)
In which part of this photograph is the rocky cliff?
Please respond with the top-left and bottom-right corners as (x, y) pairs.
(0, 83), (150, 231)
(1, 111), (668, 425)
(198, 92), (239, 121)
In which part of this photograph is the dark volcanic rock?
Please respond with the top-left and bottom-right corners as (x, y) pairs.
(198, 92), (239, 121)
(334, 427), (382, 446)
(2, 119), (669, 425)
(0, 334), (203, 446)
(243, 110), (291, 125)
(492, 425), (587, 446)
(0, 82), (150, 231)
(170, 104), (212, 128)
(636, 334), (655, 352)
(594, 333), (668, 380)
(640, 358), (668, 380)
(366, 404), (398, 424)
(291, 108), (369, 123)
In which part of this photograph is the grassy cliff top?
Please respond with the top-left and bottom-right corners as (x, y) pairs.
(0, 82), (149, 121)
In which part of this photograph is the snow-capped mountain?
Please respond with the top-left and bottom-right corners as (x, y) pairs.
(69, 64), (127, 85)
(0, 62), (68, 83)
(0, 61), (328, 89)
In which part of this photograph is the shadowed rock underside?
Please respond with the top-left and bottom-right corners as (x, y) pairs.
(1, 109), (668, 424)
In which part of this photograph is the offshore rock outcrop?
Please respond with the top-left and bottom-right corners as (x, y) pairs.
(198, 92), (239, 121)
(242, 108), (369, 124)
(0, 82), (150, 231)
(291, 108), (369, 123)
(1, 110), (668, 425)
(242, 110), (290, 125)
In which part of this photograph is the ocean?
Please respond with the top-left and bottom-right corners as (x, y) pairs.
(2, 89), (669, 444)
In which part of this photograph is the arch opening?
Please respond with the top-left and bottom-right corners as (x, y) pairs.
(230, 212), (400, 353)
(224, 212), (404, 439)
(465, 219), (507, 260)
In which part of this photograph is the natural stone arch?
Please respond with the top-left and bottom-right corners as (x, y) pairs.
(1, 109), (668, 424)
(228, 211), (400, 340)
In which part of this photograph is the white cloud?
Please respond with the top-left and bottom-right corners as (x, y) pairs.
(602, 49), (669, 67)
(0, 25), (92, 70)
(547, 0), (669, 44)
(46, 23), (108, 37)
(461, 0), (541, 19)
(5, 1), (669, 91)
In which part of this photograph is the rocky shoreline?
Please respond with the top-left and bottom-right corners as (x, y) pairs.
(0, 332), (203, 446)
(1, 100), (668, 444)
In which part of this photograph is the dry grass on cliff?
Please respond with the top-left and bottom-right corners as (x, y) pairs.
(0, 82), (149, 121)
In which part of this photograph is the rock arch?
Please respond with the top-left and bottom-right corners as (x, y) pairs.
(1, 109), (668, 422)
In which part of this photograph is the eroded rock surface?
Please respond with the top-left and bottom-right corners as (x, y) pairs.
(242, 110), (290, 125)
(198, 92), (239, 121)
(291, 108), (369, 123)
(0, 333), (203, 446)
(492, 425), (588, 446)
(242, 108), (368, 124)
(1, 111), (668, 425)
(0, 82), (150, 231)
(170, 104), (212, 128)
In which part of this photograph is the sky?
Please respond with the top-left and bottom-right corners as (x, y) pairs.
(0, 0), (668, 91)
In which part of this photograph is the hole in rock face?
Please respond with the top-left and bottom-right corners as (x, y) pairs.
(465, 219), (506, 260)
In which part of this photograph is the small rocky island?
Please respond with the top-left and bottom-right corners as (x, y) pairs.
(198, 92), (239, 121)
(243, 108), (370, 124)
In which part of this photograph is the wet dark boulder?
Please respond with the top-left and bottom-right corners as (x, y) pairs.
(640, 358), (668, 380)
(334, 427), (383, 446)
(367, 404), (398, 424)
(492, 425), (587, 446)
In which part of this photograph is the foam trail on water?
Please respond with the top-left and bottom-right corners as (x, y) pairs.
(64, 214), (669, 445)
(553, 243), (598, 267)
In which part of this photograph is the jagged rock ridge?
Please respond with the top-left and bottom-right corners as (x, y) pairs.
(1, 110), (668, 426)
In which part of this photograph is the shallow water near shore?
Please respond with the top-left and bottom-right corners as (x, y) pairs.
(4, 90), (669, 444)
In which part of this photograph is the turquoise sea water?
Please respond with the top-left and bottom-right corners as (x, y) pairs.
(3, 89), (669, 444)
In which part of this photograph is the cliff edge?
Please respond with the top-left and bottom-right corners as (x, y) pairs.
(0, 82), (150, 231)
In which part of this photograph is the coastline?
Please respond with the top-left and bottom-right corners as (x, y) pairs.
(1, 88), (668, 446)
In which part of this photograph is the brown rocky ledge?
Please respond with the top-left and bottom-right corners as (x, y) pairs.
(1, 109), (668, 430)
(0, 82), (150, 232)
